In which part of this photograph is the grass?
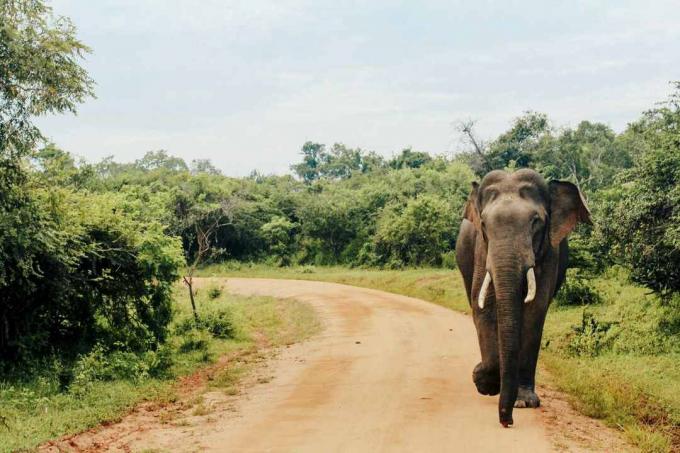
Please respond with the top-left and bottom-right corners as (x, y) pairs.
(197, 263), (469, 313)
(206, 262), (679, 453)
(0, 282), (320, 453)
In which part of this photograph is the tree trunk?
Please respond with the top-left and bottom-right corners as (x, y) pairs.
(184, 276), (199, 322)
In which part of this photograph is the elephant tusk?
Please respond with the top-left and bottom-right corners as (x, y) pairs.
(524, 267), (536, 303)
(478, 272), (492, 309)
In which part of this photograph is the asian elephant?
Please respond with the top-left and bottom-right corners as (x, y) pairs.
(455, 169), (591, 427)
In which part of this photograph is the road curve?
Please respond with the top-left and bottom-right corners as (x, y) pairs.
(204, 278), (554, 452)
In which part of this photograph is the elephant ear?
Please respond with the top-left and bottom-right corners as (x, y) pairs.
(549, 180), (592, 247)
(463, 181), (482, 231)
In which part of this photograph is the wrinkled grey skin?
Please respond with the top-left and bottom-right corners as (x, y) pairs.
(455, 169), (591, 427)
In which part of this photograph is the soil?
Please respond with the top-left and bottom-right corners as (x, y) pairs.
(41, 278), (632, 452)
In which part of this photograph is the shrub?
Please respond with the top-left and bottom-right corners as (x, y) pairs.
(175, 309), (235, 340)
(207, 285), (223, 300)
(373, 195), (457, 267)
(0, 188), (185, 364)
(555, 275), (602, 306)
(260, 216), (296, 266)
(567, 311), (614, 357)
(178, 330), (210, 353)
(69, 344), (173, 390)
(440, 250), (457, 269)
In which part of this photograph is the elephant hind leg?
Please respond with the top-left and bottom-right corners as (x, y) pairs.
(473, 362), (500, 396)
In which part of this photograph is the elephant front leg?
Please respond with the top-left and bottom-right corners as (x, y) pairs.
(472, 302), (500, 396)
(515, 305), (547, 408)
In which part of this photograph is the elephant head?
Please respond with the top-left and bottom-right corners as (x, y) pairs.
(463, 169), (590, 427)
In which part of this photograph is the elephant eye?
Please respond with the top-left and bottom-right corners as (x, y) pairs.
(531, 215), (541, 229)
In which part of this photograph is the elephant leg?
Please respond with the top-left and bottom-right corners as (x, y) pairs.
(515, 303), (547, 408)
(472, 297), (500, 396)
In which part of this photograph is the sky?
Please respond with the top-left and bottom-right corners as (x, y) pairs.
(38, 0), (680, 176)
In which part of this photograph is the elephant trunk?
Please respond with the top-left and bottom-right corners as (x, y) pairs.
(489, 247), (526, 427)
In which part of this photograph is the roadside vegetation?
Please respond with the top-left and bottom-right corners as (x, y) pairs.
(1, 1), (679, 452)
(0, 282), (320, 452)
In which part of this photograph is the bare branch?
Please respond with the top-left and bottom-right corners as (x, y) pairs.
(457, 120), (487, 159)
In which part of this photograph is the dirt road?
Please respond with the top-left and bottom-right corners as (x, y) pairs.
(217, 278), (554, 452)
(46, 278), (629, 452)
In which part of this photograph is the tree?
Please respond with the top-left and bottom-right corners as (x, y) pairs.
(181, 200), (234, 321)
(485, 112), (550, 171)
(389, 148), (432, 170)
(373, 195), (457, 267)
(291, 141), (386, 182)
(1, 0), (96, 359)
(456, 120), (490, 175)
(291, 141), (324, 182)
(135, 150), (188, 172)
(191, 158), (222, 175)
(600, 83), (680, 297)
(0, 0), (94, 166)
(260, 216), (296, 266)
(535, 121), (631, 191)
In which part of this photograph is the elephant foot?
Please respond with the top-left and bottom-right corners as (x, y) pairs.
(514, 386), (540, 408)
(472, 362), (500, 396)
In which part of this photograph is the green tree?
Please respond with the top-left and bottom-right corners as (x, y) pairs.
(389, 148), (432, 169)
(261, 216), (296, 266)
(1, 0), (96, 359)
(291, 141), (324, 182)
(291, 142), (387, 182)
(600, 83), (680, 297)
(190, 158), (222, 175)
(0, 0), (94, 167)
(535, 121), (632, 191)
(373, 195), (457, 267)
(485, 112), (550, 172)
(135, 150), (188, 172)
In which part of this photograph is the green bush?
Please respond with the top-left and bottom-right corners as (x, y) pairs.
(555, 275), (602, 306)
(175, 309), (235, 340)
(0, 188), (185, 366)
(373, 195), (457, 267)
(207, 285), (223, 300)
(178, 330), (210, 353)
(441, 250), (457, 269)
(69, 344), (173, 391)
(567, 311), (614, 357)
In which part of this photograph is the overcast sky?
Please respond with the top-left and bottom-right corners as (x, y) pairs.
(38, 0), (680, 176)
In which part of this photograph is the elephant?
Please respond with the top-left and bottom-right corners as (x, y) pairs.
(455, 169), (591, 427)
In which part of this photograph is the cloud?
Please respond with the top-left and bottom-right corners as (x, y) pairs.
(41, 0), (680, 175)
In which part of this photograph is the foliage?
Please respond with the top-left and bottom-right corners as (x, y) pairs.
(0, 0), (94, 164)
(0, 185), (185, 363)
(484, 111), (551, 172)
(291, 141), (386, 182)
(597, 84), (680, 297)
(373, 195), (457, 267)
(207, 285), (222, 299)
(459, 112), (634, 191)
(389, 148), (432, 169)
(0, 288), (320, 452)
(566, 311), (613, 357)
(554, 273), (602, 306)
(260, 216), (296, 266)
(175, 308), (235, 340)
